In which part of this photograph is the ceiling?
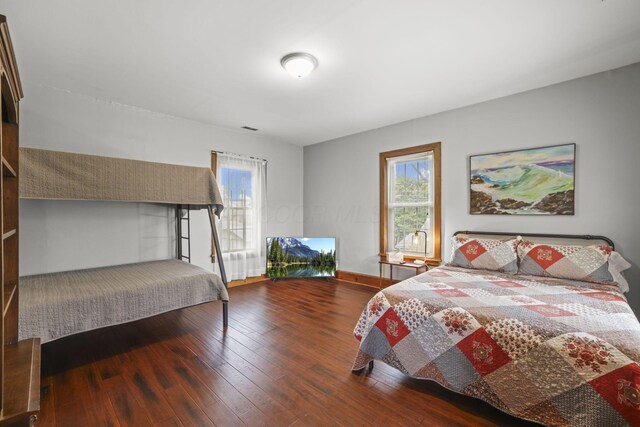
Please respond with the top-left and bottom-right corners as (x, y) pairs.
(1, 0), (640, 146)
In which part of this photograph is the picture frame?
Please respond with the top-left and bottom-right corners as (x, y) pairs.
(469, 143), (576, 215)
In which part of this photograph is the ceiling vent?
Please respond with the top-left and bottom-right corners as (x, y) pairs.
(242, 126), (258, 131)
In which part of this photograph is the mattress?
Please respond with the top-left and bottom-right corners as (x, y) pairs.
(352, 266), (640, 426)
(19, 259), (228, 343)
(20, 147), (224, 212)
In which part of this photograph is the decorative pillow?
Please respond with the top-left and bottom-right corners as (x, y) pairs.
(608, 251), (632, 293)
(449, 236), (518, 273)
(517, 239), (631, 289)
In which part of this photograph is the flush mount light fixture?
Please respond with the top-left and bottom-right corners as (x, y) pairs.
(280, 52), (318, 78)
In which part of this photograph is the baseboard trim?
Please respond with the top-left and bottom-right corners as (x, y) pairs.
(227, 275), (269, 288)
(336, 270), (391, 289)
(228, 271), (392, 289)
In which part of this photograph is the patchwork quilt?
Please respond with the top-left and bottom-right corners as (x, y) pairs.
(352, 266), (640, 426)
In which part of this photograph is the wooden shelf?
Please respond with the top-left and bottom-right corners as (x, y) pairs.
(0, 339), (41, 425)
(0, 15), (34, 425)
(2, 228), (16, 240)
(3, 282), (16, 317)
(2, 156), (16, 178)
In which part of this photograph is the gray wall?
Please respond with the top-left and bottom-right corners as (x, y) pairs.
(304, 62), (640, 314)
(20, 83), (304, 275)
(19, 64), (640, 315)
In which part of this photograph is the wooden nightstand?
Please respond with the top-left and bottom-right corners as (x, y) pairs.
(378, 260), (429, 288)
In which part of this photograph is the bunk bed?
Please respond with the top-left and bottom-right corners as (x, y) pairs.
(18, 148), (229, 343)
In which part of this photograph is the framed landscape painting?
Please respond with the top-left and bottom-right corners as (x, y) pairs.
(469, 143), (575, 215)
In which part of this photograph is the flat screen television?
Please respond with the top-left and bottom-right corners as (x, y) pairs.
(266, 237), (336, 278)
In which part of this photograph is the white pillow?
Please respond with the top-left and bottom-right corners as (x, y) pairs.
(608, 251), (632, 293)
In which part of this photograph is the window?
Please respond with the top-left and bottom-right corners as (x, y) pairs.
(219, 167), (253, 252)
(380, 142), (441, 263)
(212, 151), (267, 280)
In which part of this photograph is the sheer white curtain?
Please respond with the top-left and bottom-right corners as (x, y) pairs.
(215, 153), (267, 280)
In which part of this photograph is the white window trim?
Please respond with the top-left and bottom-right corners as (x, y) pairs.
(386, 151), (435, 257)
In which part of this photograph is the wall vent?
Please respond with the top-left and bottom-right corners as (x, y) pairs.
(242, 126), (258, 131)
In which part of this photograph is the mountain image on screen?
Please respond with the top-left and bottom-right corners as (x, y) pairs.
(267, 237), (336, 278)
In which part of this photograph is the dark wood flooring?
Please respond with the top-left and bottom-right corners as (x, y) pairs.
(39, 279), (539, 426)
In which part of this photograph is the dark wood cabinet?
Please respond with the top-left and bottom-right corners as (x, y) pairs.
(0, 15), (40, 426)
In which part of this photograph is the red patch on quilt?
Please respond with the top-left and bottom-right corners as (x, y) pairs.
(491, 280), (524, 288)
(590, 363), (640, 425)
(528, 245), (563, 269)
(525, 305), (576, 317)
(374, 308), (410, 347)
(434, 289), (468, 298)
(459, 241), (487, 261)
(457, 328), (510, 376)
(584, 292), (626, 302)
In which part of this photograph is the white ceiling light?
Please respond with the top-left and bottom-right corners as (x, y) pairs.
(280, 52), (318, 78)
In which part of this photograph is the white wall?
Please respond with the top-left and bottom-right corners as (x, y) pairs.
(303, 62), (640, 314)
(20, 83), (304, 275)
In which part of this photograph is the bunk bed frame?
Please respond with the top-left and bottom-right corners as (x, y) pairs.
(19, 148), (229, 335)
(209, 204), (229, 325)
(174, 203), (229, 328)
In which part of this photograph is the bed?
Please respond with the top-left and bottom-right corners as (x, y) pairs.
(353, 232), (640, 427)
(19, 259), (228, 343)
(18, 148), (230, 341)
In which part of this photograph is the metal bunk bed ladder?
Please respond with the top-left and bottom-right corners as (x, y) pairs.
(176, 205), (191, 263)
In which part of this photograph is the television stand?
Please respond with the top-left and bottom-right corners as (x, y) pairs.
(269, 277), (333, 282)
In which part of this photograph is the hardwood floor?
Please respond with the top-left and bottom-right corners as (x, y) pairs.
(39, 279), (539, 426)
